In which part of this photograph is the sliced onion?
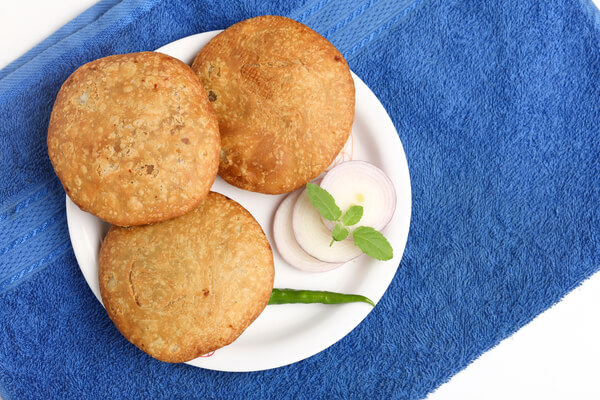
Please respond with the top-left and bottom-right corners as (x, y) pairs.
(292, 187), (363, 263)
(273, 190), (343, 272)
(320, 160), (396, 235)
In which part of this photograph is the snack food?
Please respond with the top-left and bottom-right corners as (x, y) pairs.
(192, 15), (355, 194)
(98, 192), (274, 363)
(48, 52), (220, 226)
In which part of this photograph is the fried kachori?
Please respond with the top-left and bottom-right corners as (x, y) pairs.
(98, 192), (274, 363)
(192, 16), (355, 194)
(48, 52), (220, 226)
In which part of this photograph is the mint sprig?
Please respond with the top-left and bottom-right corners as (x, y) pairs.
(306, 183), (393, 260)
(306, 183), (341, 221)
(331, 223), (349, 245)
(352, 227), (393, 260)
(342, 205), (363, 226)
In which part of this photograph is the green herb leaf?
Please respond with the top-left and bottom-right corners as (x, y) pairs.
(342, 205), (364, 226)
(331, 223), (349, 244)
(352, 226), (393, 260)
(306, 183), (341, 221)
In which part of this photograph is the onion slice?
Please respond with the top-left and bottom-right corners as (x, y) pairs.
(320, 160), (396, 235)
(292, 187), (363, 263)
(273, 190), (343, 272)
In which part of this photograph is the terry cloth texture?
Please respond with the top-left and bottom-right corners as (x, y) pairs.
(1, 0), (599, 399)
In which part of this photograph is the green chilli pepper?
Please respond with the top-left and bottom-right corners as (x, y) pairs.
(268, 288), (375, 306)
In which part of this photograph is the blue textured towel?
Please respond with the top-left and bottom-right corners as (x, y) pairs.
(1, 0), (600, 398)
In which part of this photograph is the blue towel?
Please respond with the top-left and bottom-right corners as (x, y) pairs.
(1, 0), (599, 398)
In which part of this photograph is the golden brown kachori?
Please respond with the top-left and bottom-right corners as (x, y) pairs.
(192, 15), (355, 194)
(98, 192), (274, 363)
(48, 52), (220, 226)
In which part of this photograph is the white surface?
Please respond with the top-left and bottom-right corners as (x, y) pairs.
(66, 31), (412, 371)
(428, 273), (600, 400)
(2, 0), (600, 396)
(0, 0), (98, 69)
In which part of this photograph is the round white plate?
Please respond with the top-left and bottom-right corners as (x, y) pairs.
(66, 31), (412, 372)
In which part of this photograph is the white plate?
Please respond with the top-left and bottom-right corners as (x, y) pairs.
(66, 31), (412, 372)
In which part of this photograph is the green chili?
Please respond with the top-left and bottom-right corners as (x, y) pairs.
(268, 288), (375, 306)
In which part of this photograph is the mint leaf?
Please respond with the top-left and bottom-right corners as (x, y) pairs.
(352, 226), (393, 260)
(306, 183), (341, 221)
(331, 223), (349, 243)
(342, 205), (363, 226)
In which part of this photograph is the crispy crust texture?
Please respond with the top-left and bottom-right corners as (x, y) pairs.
(48, 52), (220, 226)
(98, 192), (274, 363)
(192, 16), (355, 194)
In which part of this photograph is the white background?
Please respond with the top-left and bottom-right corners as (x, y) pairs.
(1, 1), (599, 399)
